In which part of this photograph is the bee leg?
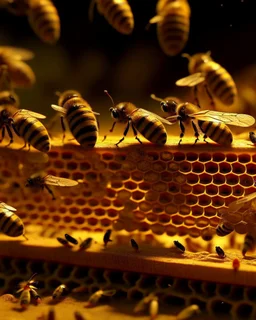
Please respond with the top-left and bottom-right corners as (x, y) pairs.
(131, 122), (142, 144)
(0, 126), (5, 143)
(5, 125), (13, 146)
(204, 84), (215, 108)
(178, 120), (185, 145)
(116, 121), (130, 147)
(191, 121), (199, 144)
(60, 116), (66, 143)
(102, 122), (116, 142)
(203, 134), (209, 144)
(193, 85), (201, 108)
(45, 185), (56, 200)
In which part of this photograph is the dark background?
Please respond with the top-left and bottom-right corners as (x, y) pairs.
(0, 0), (255, 131)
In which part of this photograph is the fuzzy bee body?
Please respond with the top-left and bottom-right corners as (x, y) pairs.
(52, 284), (68, 299)
(216, 222), (234, 237)
(150, 0), (191, 56)
(0, 202), (25, 238)
(95, 0), (134, 35)
(27, 0), (60, 44)
(249, 132), (256, 144)
(242, 233), (256, 256)
(52, 90), (98, 148)
(20, 288), (31, 309)
(80, 237), (93, 250)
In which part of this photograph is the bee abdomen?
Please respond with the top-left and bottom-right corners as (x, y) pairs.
(198, 120), (233, 146)
(14, 117), (50, 153)
(0, 212), (24, 237)
(216, 222), (234, 236)
(157, 1), (190, 56)
(205, 64), (237, 105)
(135, 117), (167, 145)
(97, 0), (134, 35)
(28, 0), (60, 44)
(66, 106), (98, 148)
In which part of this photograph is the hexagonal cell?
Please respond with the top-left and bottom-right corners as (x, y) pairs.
(138, 222), (150, 232)
(219, 162), (232, 174)
(160, 171), (173, 182)
(168, 182), (180, 194)
(184, 216), (196, 226)
(151, 223), (165, 235)
(131, 171), (144, 182)
(152, 205), (164, 214)
(245, 287), (256, 302)
(198, 195), (211, 207)
(144, 171), (160, 183)
(139, 202), (152, 212)
(165, 203), (178, 215)
(197, 217), (209, 228)
(166, 225), (177, 236)
(192, 184), (205, 195)
(101, 152), (114, 161)
(173, 172), (186, 184)
(219, 185), (232, 197)
(212, 173), (225, 185)
(206, 184), (218, 195)
(199, 152), (211, 162)
(205, 162), (218, 174)
(191, 205), (204, 217)
(145, 191), (159, 202)
(217, 283), (231, 297)
(152, 161), (166, 172)
(226, 153), (237, 162)
(160, 151), (173, 161)
(188, 280), (203, 294)
(226, 173), (239, 186)
(186, 195), (198, 206)
(202, 282), (216, 297)
(186, 173), (199, 185)
(132, 191), (144, 201)
(158, 192), (172, 204)
(152, 181), (168, 192)
(238, 153), (251, 163)
(186, 152), (198, 161)
(173, 194), (186, 205)
(180, 184), (192, 194)
(246, 163), (256, 175)
(201, 227), (215, 240)
(168, 162), (180, 171)
(137, 160), (151, 172)
(173, 278), (192, 295)
(212, 196), (225, 208)
(138, 182), (151, 191)
(239, 174), (254, 187)
(200, 173), (213, 185)
(173, 152), (186, 161)
(232, 185), (245, 197)
(172, 214), (184, 225)
(124, 181), (137, 190)
(117, 190), (131, 201)
(158, 214), (171, 224)
(179, 205), (191, 216)
(122, 161), (136, 171)
(191, 161), (204, 174)
(235, 303), (253, 320)
(179, 161), (192, 173)
(232, 162), (246, 175)
(156, 276), (174, 289)
(210, 299), (232, 316)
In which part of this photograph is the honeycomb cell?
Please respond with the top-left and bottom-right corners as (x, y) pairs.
(139, 202), (152, 212)
(158, 214), (171, 224)
(109, 161), (122, 171)
(219, 162), (232, 174)
(160, 151), (173, 161)
(246, 287), (256, 302)
(199, 153), (211, 162)
(173, 194), (186, 205)
(232, 185), (245, 197)
(191, 205), (204, 217)
(246, 163), (256, 175)
(137, 160), (151, 172)
(151, 223), (165, 235)
(117, 190), (131, 201)
(179, 161), (192, 173)
(173, 152), (186, 161)
(239, 174), (254, 187)
(145, 191), (159, 202)
(132, 191), (144, 201)
(236, 303), (253, 320)
(152, 205), (164, 214)
(202, 282), (216, 297)
(144, 171), (160, 182)
(192, 184), (205, 195)
(152, 181), (167, 192)
(238, 153), (251, 163)
(111, 181), (123, 190)
(85, 171), (98, 181)
(102, 152), (114, 161)
(173, 173), (187, 184)
(200, 173), (212, 185)
(184, 216), (196, 226)
(172, 214), (184, 225)
(186, 173), (199, 185)
(191, 161), (204, 173)
(75, 217), (85, 224)
(232, 162), (246, 174)
(114, 153), (126, 162)
(210, 299), (232, 316)
(205, 162), (218, 174)
(116, 170), (130, 181)
(173, 278), (192, 295)
(198, 195), (211, 207)
(152, 161), (166, 172)
(197, 217), (209, 228)
(201, 227), (215, 240)
(219, 185), (232, 197)
(168, 162), (180, 171)
(124, 181), (137, 190)
(213, 174), (225, 185)
(122, 161), (136, 171)
(226, 173), (239, 186)
(147, 213), (158, 222)
(179, 205), (190, 215)
(186, 152), (198, 161)
(168, 183), (180, 194)
(160, 171), (173, 182)
(212, 153), (225, 162)
(82, 208), (92, 216)
(165, 204), (178, 215)
(205, 185), (218, 195)
(212, 196), (225, 207)
(131, 171), (144, 182)
(138, 222), (150, 232)
(180, 184), (192, 194)
(186, 195), (198, 206)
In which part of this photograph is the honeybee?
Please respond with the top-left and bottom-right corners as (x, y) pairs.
(52, 284), (68, 299)
(0, 201), (27, 239)
(0, 46), (35, 88)
(25, 174), (79, 200)
(103, 229), (112, 247)
(242, 233), (256, 256)
(0, 108), (51, 153)
(133, 293), (157, 314)
(30, 288), (41, 304)
(216, 222), (234, 237)
(249, 132), (256, 144)
(176, 51), (237, 108)
(27, 0), (60, 44)
(174, 240), (185, 253)
(149, 297), (158, 320)
(80, 237), (93, 250)
(65, 233), (78, 245)
(19, 288), (31, 309)
(149, 0), (190, 56)
(215, 246), (225, 258)
(86, 289), (116, 307)
(51, 90), (99, 148)
(89, 0), (134, 35)
(17, 273), (38, 308)
(176, 304), (200, 320)
(103, 90), (171, 146)
(151, 95), (255, 145)
(131, 238), (139, 251)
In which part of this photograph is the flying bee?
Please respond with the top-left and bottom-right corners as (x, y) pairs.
(0, 201), (27, 239)
(176, 304), (200, 320)
(86, 289), (116, 307)
(0, 46), (35, 88)
(103, 90), (171, 147)
(25, 173), (79, 200)
(249, 132), (256, 144)
(52, 284), (68, 299)
(89, 0), (134, 35)
(0, 108), (51, 153)
(176, 51), (238, 108)
(151, 95), (255, 145)
(242, 233), (256, 257)
(51, 90), (99, 148)
(216, 222), (234, 237)
(149, 0), (191, 56)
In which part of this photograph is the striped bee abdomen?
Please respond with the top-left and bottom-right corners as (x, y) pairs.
(97, 0), (134, 35)
(14, 116), (50, 153)
(133, 113), (167, 145)
(157, 0), (190, 56)
(0, 211), (24, 237)
(204, 62), (237, 106)
(66, 104), (98, 148)
(216, 222), (234, 237)
(198, 120), (233, 146)
(28, 0), (60, 44)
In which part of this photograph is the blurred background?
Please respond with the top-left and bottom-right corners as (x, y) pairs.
(0, 0), (256, 133)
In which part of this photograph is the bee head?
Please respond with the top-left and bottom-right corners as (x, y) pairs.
(109, 107), (120, 119)
(57, 90), (81, 107)
(25, 178), (33, 187)
(182, 51), (212, 73)
(161, 100), (178, 114)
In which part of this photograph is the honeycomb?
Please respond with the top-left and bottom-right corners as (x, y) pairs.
(0, 137), (256, 239)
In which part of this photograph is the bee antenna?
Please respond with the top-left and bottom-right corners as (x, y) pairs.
(181, 53), (191, 60)
(28, 273), (37, 283)
(150, 94), (163, 102)
(104, 90), (115, 108)
(55, 91), (61, 97)
(23, 234), (28, 240)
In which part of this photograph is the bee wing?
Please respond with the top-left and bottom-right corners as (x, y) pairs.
(0, 201), (16, 211)
(102, 289), (116, 297)
(139, 108), (175, 125)
(0, 46), (34, 60)
(44, 175), (78, 187)
(15, 109), (46, 119)
(228, 192), (256, 210)
(165, 114), (180, 123)
(51, 104), (67, 114)
(190, 110), (256, 127)
(175, 73), (205, 87)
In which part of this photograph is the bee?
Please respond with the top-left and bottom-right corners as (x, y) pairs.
(65, 233), (78, 245)
(131, 238), (139, 252)
(216, 222), (234, 237)
(149, 297), (158, 320)
(56, 237), (72, 248)
(0, 46), (35, 88)
(149, 0), (191, 56)
(27, 0), (60, 44)
(151, 95), (255, 145)
(0, 108), (51, 152)
(51, 90), (99, 148)
(80, 237), (93, 250)
(103, 229), (112, 247)
(176, 304), (200, 320)
(0, 201), (27, 239)
(19, 288), (31, 309)
(215, 246), (225, 258)
(249, 132), (256, 144)
(103, 90), (170, 147)
(174, 240), (185, 253)
(232, 258), (240, 271)
(133, 293), (157, 314)
(30, 288), (41, 304)
(17, 273), (38, 309)
(25, 174), (78, 200)
(86, 289), (116, 307)
(176, 51), (237, 108)
(242, 233), (256, 257)
(89, 0), (134, 35)
(74, 311), (86, 320)
(52, 284), (68, 299)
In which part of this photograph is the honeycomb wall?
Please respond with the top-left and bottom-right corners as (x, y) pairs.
(0, 256), (255, 320)
(0, 144), (256, 238)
